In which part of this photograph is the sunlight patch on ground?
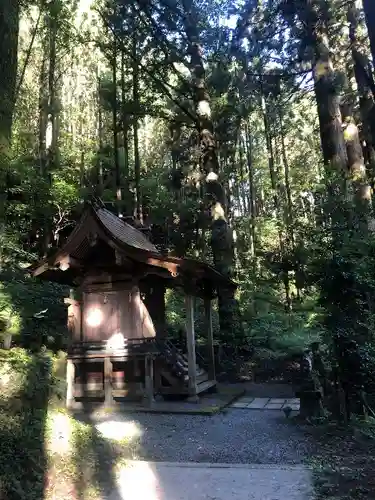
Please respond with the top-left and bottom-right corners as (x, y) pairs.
(115, 461), (162, 500)
(95, 419), (143, 442)
(46, 412), (73, 456)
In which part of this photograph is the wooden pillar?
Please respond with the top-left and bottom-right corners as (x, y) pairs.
(104, 356), (113, 406)
(205, 298), (216, 381)
(185, 294), (198, 402)
(66, 358), (75, 409)
(144, 355), (155, 406)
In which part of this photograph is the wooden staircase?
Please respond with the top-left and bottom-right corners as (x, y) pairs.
(156, 339), (216, 396)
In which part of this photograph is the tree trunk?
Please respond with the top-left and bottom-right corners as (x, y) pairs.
(97, 74), (104, 193)
(121, 48), (130, 215)
(38, 51), (48, 177)
(298, 2), (347, 173)
(47, 8), (58, 171)
(112, 36), (121, 213)
(0, 0), (20, 153)
(132, 29), (142, 222)
(262, 94), (291, 310)
(181, 0), (242, 341)
(341, 106), (372, 213)
(38, 3), (59, 255)
(348, 4), (375, 189)
(238, 132), (248, 216)
(279, 111), (294, 244)
(245, 120), (256, 258)
(362, 0), (375, 71)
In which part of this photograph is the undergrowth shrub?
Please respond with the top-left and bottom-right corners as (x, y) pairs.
(0, 349), (51, 499)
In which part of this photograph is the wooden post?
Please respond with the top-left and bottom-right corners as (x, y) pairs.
(144, 355), (155, 406)
(104, 356), (113, 406)
(185, 294), (198, 402)
(205, 298), (216, 381)
(66, 358), (75, 409)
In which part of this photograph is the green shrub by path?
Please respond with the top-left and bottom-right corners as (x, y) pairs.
(0, 349), (51, 500)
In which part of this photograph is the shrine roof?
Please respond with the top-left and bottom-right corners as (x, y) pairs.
(96, 208), (158, 253)
(30, 202), (236, 294)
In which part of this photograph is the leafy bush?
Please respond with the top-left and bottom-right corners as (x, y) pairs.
(246, 311), (323, 356)
(0, 269), (69, 350)
(0, 349), (52, 500)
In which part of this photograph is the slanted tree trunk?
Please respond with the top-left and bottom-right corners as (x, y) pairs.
(181, 0), (242, 341)
(362, 0), (375, 71)
(348, 4), (375, 189)
(0, 0), (20, 154)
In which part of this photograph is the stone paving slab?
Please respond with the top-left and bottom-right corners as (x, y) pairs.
(246, 398), (270, 409)
(230, 397), (300, 410)
(285, 399), (300, 405)
(110, 462), (313, 500)
(264, 403), (284, 409)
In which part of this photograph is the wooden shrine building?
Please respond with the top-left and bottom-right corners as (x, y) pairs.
(32, 201), (236, 407)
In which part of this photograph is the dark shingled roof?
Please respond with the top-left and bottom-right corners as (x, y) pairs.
(30, 202), (237, 292)
(95, 208), (159, 254)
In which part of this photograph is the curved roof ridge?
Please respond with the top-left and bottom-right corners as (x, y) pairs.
(95, 207), (159, 254)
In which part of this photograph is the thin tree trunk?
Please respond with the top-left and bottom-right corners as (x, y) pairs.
(121, 48), (130, 215)
(97, 74), (104, 193)
(279, 111), (294, 244)
(112, 36), (121, 212)
(244, 120), (256, 259)
(262, 94), (291, 310)
(47, 9), (58, 171)
(238, 132), (248, 216)
(261, 94), (282, 219)
(38, 51), (48, 177)
(132, 29), (142, 222)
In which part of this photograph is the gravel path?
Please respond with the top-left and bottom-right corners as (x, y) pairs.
(97, 408), (314, 464)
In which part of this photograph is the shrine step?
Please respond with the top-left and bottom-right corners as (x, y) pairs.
(196, 379), (217, 394)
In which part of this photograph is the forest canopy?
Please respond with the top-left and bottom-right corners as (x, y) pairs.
(1, 0), (375, 397)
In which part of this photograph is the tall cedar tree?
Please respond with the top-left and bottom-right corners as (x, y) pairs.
(181, 0), (242, 340)
(0, 0), (20, 152)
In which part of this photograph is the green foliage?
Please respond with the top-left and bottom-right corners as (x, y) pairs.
(247, 310), (323, 356)
(0, 349), (52, 500)
(0, 268), (69, 350)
